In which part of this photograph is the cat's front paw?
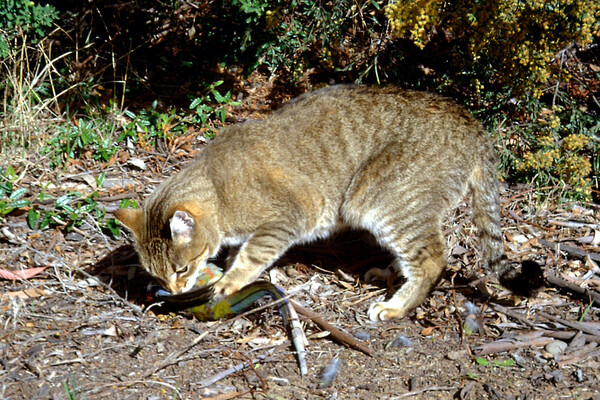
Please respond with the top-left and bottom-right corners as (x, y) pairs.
(368, 301), (407, 321)
(212, 274), (247, 300)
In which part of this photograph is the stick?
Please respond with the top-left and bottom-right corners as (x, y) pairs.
(548, 220), (600, 230)
(474, 336), (553, 356)
(197, 355), (268, 388)
(537, 239), (600, 263)
(541, 329), (600, 344)
(491, 304), (537, 328)
(142, 332), (209, 378)
(392, 386), (458, 399)
(545, 271), (600, 304)
(536, 311), (600, 338)
(290, 300), (374, 357)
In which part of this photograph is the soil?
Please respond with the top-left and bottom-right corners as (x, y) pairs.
(1, 81), (600, 400)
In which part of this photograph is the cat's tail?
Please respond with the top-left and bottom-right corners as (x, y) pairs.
(470, 164), (543, 297)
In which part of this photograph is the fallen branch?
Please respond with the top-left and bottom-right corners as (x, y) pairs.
(544, 271), (600, 304)
(538, 239), (600, 263)
(474, 332), (553, 356)
(541, 329), (600, 344)
(291, 300), (374, 357)
(491, 304), (537, 328)
(536, 311), (600, 338)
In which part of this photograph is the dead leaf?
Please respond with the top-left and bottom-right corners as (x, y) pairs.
(421, 326), (437, 336)
(5, 288), (48, 299)
(128, 158), (147, 170)
(592, 230), (600, 246)
(0, 266), (48, 281)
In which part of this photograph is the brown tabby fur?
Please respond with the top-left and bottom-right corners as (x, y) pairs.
(115, 85), (530, 321)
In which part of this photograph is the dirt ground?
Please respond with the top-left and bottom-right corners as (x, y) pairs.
(1, 84), (600, 399)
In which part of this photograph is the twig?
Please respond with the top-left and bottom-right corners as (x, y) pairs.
(491, 304), (537, 328)
(141, 332), (209, 378)
(474, 334), (553, 356)
(548, 220), (600, 230)
(71, 264), (144, 316)
(290, 300), (374, 357)
(544, 271), (600, 304)
(285, 300), (308, 376)
(536, 311), (600, 338)
(538, 239), (600, 263)
(558, 345), (600, 367)
(541, 329), (600, 344)
(392, 386), (458, 399)
(503, 209), (553, 231)
(197, 355), (269, 388)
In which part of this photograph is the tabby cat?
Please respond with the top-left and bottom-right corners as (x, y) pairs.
(115, 85), (537, 321)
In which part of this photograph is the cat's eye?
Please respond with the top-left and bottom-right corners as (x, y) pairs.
(176, 264), (190, 275)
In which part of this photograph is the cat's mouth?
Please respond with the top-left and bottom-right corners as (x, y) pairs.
(149, 262), (223, 306)
(153, 283), (216, 307)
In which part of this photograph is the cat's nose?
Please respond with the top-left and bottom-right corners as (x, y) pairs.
(166, 281), (186, 294)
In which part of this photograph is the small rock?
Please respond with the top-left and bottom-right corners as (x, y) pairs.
(545, 340), (568, 358)
(65, 231), (85, 241)
(447, 349), (469, 360)
(386, 335), (412, 350)
(463, 301), (479, 316)
(353, 330), (370, 341)
(269, 376), (289, 385)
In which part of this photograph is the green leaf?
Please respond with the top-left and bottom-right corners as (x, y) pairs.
(8, 199), (30, 210)
(9, 187), (27, 200)
(124, 109), (136, 119)
(39, 212), (53, 229)
(56, 192), (77, 209)
(27, 209), (39, 229)
(190, 97), (202, 109)
(494, 359), (515, 367)
(105, 218), (121, 238)
(95, 172), (105, 188)
(212, 90), (227, 103)
(475, 357), (490, 366)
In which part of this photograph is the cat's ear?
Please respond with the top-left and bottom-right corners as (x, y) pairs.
(114, 208), (144, 238)
(170, 210), (195, 245)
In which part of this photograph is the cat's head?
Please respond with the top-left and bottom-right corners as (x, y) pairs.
(114, 204), (219, 294)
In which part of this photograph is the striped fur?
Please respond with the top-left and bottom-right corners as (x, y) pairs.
(115, 85), (532, 321)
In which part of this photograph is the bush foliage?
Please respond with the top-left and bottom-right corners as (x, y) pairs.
(386, 0), (600, 95)
(0, 0), (58, 57)
(0, 0), (598, 201)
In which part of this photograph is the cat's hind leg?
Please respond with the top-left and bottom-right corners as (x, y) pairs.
(367, 230), (446, 320)
(341, 144), (457, 321)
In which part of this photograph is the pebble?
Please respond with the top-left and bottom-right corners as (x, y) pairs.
(353, 330), (370, 341)
(386, 335), (412, 349)
(545, 340), (568, 358)
(447, 349), (469, 360)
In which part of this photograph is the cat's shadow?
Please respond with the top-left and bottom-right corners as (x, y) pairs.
(89, 230), (483, 310)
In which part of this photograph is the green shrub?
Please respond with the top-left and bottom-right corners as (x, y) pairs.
(230, 0), (385, 83)
(0, 166), (30, 218)
(385, 0), (600, 95)
(386, 0), (599, 198)
(0, 0), (58, 58)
